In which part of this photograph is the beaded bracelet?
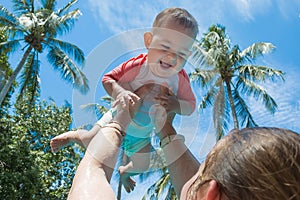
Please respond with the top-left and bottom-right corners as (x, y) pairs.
(160, 134), (185, 148)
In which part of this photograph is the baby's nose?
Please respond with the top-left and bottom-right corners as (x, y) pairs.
(165, 52), (177, 64)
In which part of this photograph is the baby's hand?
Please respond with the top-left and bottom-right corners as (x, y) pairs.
(113, 90), (140, 109)
(154, 86), (180, 113)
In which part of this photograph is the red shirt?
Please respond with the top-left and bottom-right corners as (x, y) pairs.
(102, 54), (196, 113)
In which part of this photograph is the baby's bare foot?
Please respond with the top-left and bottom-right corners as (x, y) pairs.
(50, 131), (78, 153)
(119, 166), (136, 193)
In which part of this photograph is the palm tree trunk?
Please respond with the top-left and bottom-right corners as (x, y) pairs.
(225, 80), (239, 129)
(0, 46), (33, 106)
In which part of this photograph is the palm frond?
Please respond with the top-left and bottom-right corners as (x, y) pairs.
(203, 31), (221, 49)
(0, 25), (26, 40)
(80, 103), (107, 119)
(100, 95), (113, 104)
(190, 40), (207, 68)
(47, 47), (89, 94)
(238, 64), (285, 82)
(236, 76), (277, 114)
(40, 0), (56, 11)
(0, 17), (18, 29)
(53, 9), (81, 35)
(12, 0), (33, 14)
(189, 68), (217, 88)
(241, 42), (276, 60)
(59, 8), (81, 30)
(229, 45), (242, 66)
(165, 184), (177, 200)
(41, 5), (81, 37)
(46, 38), (85, 65)
(143, 172), (172, 200)
(0, 4), (18, 24)
(156, 173), (170, 198)
(201, 24), (229, 54)
(0, 40), (22, 55)
(57, 0), (78, 16)
(232, 88), (258, 128)
(198, 87), (217, 110)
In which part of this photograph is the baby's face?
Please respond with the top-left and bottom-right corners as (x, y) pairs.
(146, 18), (195, 77)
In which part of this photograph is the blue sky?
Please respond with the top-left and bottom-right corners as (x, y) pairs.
(2, 0), (300, 199)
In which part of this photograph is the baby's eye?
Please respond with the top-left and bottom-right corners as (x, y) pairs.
(161, 44), (170, 50)
(179, 52), (188, 58)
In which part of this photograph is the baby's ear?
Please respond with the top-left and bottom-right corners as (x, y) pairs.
(144, 32), (153, 49)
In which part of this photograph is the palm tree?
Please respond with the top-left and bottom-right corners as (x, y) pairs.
(190, 24), (285, 140)
(0, 0), (88, 106)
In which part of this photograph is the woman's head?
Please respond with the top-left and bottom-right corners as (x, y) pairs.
(187, 127), (300, 200)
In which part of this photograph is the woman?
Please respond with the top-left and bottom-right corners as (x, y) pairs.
(178, 127), (300, 199)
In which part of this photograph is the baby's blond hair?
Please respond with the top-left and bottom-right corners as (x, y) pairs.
(153, 7), (198, 38)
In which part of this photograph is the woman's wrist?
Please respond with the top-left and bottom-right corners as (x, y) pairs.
(105, 121), (126, 137)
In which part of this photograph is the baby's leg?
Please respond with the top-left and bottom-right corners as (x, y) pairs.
(50, 109), (114, 153)
(50, 126), (101, 153)
(119, 143), (152, 193)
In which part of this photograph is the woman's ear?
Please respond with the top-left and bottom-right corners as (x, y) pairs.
(144, 32), (153, 49)
(206, 180), (221, 200)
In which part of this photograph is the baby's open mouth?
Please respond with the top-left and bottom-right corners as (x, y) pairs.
(160, 61), (172, 69)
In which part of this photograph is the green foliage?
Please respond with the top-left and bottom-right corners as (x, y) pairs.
(0, 99), (83, 199)
(0, 28), (14, 112)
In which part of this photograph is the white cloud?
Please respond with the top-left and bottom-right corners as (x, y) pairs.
(88, 0), (159, 33)
(277, 0), (300, 19)
(245, 61), (300, 133)
(87, 0), (224, 35)
(87, 0), (299, 39)
(228, 0), (300, 21)
(228, 0), (272, 21)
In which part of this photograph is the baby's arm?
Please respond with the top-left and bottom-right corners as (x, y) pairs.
(102, 55), (144, 108)
(103, 80), (140, 108)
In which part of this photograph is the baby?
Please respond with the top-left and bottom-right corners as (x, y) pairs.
(50, 7), (198, 193)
